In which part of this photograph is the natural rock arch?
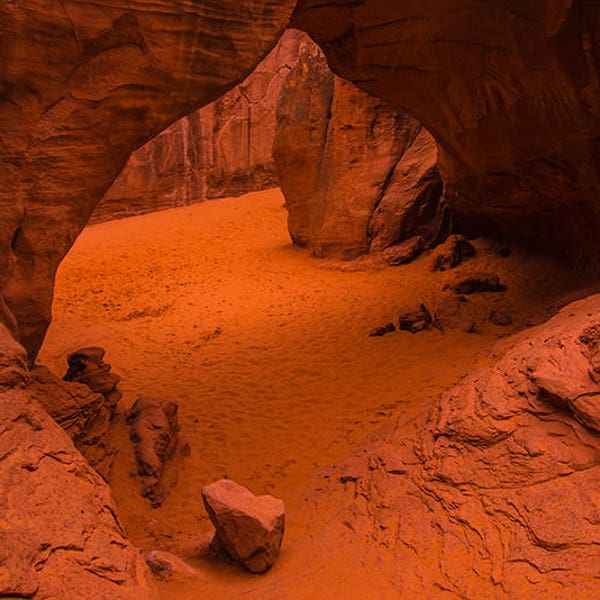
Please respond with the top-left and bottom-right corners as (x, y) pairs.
(1, 0), (600, 359)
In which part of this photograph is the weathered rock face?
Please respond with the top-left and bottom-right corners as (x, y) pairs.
(273, 37), (444, 259)
(126, 396), (182, 508)
(202, 479), (285, 573)
(292, 1), (600, 269)
(292, 294), (600, 597)
(28, 365), (118, 479)
(0, 325), (156, 599)
(93, 30), (305, 223)
(0, 0), (296, 358)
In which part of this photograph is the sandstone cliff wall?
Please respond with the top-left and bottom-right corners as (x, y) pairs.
(92, 30), (304, 224)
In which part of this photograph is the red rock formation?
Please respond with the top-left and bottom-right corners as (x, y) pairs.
(0, 0), (296, 358)
(202, 479), (285, 573)
(273, 37), (444, 259)
(93, 30), (305, 223)
(0, 325), (155, 598)
(292, 1), (600, 269)
(28, 365), (118, 479)
(286, 294), (600, 596)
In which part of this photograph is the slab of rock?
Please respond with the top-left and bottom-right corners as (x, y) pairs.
(201, 479), (285, 573)
(398, 305), (432, 333)
(28, 365), (117, 479)
(448, 272), (505, 295)
(64, 347), (122, 409)
(369, 323), (396, 337)
(431, 235), (476, 271)
(127, 396), (182, 508)
(433, 295), (477, 333)
(273, 36), (444, 260)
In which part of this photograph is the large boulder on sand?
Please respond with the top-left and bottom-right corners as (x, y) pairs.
(201, 479), (285, 573)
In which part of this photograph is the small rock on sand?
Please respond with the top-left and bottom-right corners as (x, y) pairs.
(447, 272), (505, 294)
(398, 305), (432, 333)
(369, 322), (396, 337)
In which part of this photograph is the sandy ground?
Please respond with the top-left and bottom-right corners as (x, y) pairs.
(39, 188), (584, 598)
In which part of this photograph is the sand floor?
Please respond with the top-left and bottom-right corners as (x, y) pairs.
(39, 188), (583, 598)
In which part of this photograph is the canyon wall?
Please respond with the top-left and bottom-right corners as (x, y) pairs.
(291, 1), (600, 270)
(275, 293), (600, 597)
(0, 0), (296, 358)
(3, 1), (600, 355)
(93, 30), (304, 224)
(273, 37), (443, 259)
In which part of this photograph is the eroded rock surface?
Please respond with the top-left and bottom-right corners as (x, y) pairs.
(64, 347), (122, 409)
(287, 294), (600, 597)
(94, 30), (305, 223)
(292, 1), (600, 270)
(0, 325), (155, 599)
(202, 479), (285, 573)
(273, 36), (444, 259)
(28, 365), (117, 479)
(127, 396), (182, 508)
(0, 0), (296, 358)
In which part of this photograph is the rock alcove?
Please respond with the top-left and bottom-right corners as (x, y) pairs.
(2, 1), (600, 598)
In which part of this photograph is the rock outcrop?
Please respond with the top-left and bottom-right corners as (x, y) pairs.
(93, 30), (305, 223)
(0, 0), (296, 358)
(126, 396), (182, 508)
(202, 479), (285, 573)
(0, 325), (156, 599)
(290, 294), (600, 597)
(273, 37), (444, 259)
(3, 2), (600, 357)
(28, 365), (118, 479)
(292, 1), (600, 270)
(64, 347), (122, 409)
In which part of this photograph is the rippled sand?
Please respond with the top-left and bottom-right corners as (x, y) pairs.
(39, 188), (580, 598)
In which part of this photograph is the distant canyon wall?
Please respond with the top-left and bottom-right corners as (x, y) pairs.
(92, 30), (305, 223)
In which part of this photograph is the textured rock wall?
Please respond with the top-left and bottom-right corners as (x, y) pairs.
(292, 1), (600, 269)
(0, 0), (296, 358)
(0, 325), (156, 599)
(93, 30), (304, 224)
(286, 294), (600, 597)
(273, 37), (443, 259)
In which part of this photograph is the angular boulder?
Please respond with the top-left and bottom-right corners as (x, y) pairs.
(201, 479), (285, 573)
(398, 305), (432, 334)
(431, 235), (476, 272)
(64, 347), (122, 407)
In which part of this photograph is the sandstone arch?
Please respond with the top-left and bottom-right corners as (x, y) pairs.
(0, 0), (296, 358)
(2, 0), (600, 360)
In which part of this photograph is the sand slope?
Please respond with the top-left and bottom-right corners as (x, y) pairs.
(39, 188), (583, 598)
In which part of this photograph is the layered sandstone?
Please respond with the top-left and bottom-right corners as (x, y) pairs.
(93, 30), (304, 223)
(292, 1), (600, 269)
(0, 325), (155, 599)
(0, 0), (296, 358)
(281, 294), (600, 597)
(273, 37), (443, 259)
